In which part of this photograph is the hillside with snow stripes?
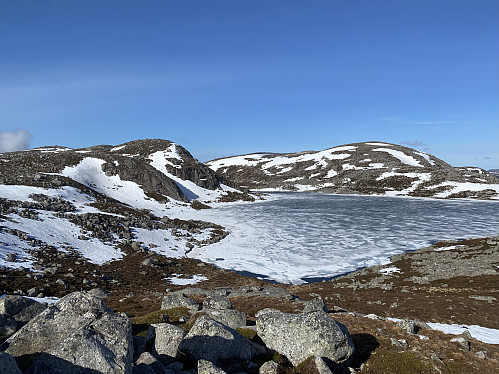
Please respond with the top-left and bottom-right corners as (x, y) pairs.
(208, 142), (499, 200)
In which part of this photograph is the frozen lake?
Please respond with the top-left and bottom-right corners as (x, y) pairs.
(180, 193), (499, 284)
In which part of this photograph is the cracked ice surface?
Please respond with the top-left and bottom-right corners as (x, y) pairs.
(174, 192), (499, 284)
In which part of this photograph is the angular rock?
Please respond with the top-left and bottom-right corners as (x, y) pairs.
(148, 323), (185, 365)
(198, 359), (227, 374)
(87, 288), (111, 299)
(397, 319), (415, 334)
(203, 308), (246, 329)
(0, 314), (17, 340)
(0, 295), (47, 328)
(134, 352), (164, 374)
(256, 311), (354, 367)
(203, 296), (232, 310)
(315, 357), (333, 374)
(179, 316), (265, 368)
(161, 294), (199, 311)
(303, 297), (328, 313)
(0, 352), (22, 374)
(450, 336), (470, 351)
(3, 291), (133, 374)
(259, 360), (279, 374)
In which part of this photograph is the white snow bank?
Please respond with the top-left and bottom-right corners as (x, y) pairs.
(1, 211), (123, 265)
(165, 274), (208, 285)
(379, 266), (401, 275)
(0, 184), (99, 214)
(373, 148), (423, 167)
(427, 322), (499, 345)
(434, 245), (457, 251)
(431, 181), (499, 199)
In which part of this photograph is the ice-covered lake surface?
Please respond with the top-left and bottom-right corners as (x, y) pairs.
(177, 193), (499, 284)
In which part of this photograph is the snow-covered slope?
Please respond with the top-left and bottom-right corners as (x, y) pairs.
(0, 139), (245, 269)
(208, 142), (499, 200)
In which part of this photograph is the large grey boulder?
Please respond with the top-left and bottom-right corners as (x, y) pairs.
(203, 296), (232, 310)
(0, 295), (47, 328)
(256, 311), (354, 367)
(202, 308), (246, 329)
(161, 294), (199, 311)
(147, 323), (185, 364)
(179, 315), (265, 368)
(3, 291), (133, 374)
(0, 352), (22, 374)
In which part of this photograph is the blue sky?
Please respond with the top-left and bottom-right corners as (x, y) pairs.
(1, 0), (497, 169)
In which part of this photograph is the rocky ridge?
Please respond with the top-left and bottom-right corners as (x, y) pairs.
(208, 142), (499, 199)
(0, 139), (256, 272)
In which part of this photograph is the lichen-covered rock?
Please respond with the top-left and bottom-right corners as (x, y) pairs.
(0, 295), (47, 328)
(303, 297), (328, 313)
(314, 356), (333, 374)
(198, 359), (227, 374)
(161, 294), (199, 311)
(256, 311), (354, 367)
(397, 319), (416, 334)
(203, 308), (246, 329)
(0, 352), (22, 374)
(203, 296), (232, 310)
(259, 360), (279, 374)
(3, 291), (133, 374)
(179, 316), (265, 368)
(148, 323), (185, 364)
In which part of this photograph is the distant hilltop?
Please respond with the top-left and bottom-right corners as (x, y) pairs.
(207, 141), (499, 200)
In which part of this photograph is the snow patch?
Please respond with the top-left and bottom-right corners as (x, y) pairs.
(379, 266), (401, 276)
(373, 148), (423, 167)
(427, 322), (499, 345)
(165, 274), (208, 285)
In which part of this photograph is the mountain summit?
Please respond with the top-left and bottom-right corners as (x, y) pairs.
(208, 142), (499, 200)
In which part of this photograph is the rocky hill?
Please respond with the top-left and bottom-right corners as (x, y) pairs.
(0, 139), (254, 273)
(208, 142), (499, 200)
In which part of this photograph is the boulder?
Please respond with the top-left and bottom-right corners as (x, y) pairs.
(161, 294), (199, 311)
(303, 298), (328, 313)
(203, 296), (232, 310)
(198, 359), (227, 374)
(133, 352), (164, 374)
(0, 295), (47, 328)
(256, 311), (354, 367)
(0, 314), (17, 340)
(314, 357), (333, 374)
(397, 319), (415, 334)
(148, 323), (185, 364)
(203, 308), (246, 329)
(259, 360), (279, 374)
(0, 352), (22, 374)
(179, 315), (265, 368)
(3, 291), (133, 374)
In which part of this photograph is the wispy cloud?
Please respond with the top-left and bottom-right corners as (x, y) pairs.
(401, 140), (430, 151)
(379, 117), (457, 125)
(0, 129), (33, 152)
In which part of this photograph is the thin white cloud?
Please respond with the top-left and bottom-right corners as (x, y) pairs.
(379, 117), (457, 125)
(0, 129), (33, 153)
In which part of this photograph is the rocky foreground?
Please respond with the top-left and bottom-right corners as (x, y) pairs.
(1, 236), (498, 374)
